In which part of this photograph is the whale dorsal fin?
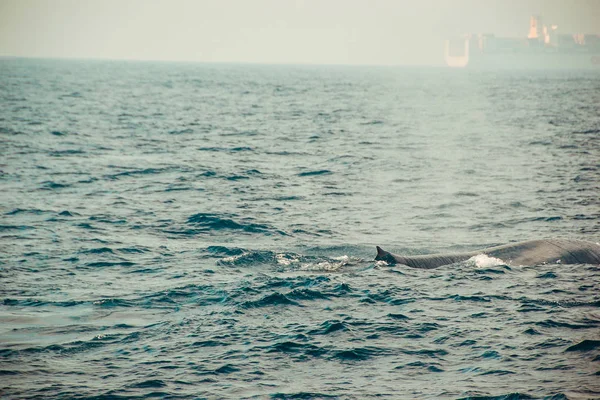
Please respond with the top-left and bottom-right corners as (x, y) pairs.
(375, 246), (390, 261)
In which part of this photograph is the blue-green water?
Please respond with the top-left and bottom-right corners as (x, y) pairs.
(1, 58), (599, 399)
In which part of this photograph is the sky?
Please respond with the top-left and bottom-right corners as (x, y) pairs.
(0, 0), (599, 66)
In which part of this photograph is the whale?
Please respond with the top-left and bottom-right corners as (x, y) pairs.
(375, 239), (600, 268)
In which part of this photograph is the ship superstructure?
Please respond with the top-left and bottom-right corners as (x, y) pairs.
(445, 16), (600, 69)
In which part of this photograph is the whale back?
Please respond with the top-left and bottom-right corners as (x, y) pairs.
(375, 246), (471, 268)
(375, 239), (600, 268)
(483, 239), (600, 265)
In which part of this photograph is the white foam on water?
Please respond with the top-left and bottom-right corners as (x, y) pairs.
(299, 255), (351, 272)
(276, 253), (299, 266)
(221, 255), (242, 263)
(332, 255), (350, 262)
(374, 260), (390, 267)
(468, 253), (506, 268)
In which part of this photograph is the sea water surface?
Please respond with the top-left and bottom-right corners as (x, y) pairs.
(1, 58), (599, 399)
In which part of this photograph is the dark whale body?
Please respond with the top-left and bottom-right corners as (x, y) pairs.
(375, 239), (600, 268)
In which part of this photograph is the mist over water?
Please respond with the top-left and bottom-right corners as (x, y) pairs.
(1, 58), (599, 399)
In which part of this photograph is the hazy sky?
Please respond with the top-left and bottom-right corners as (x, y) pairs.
(1, 0), (599, 65)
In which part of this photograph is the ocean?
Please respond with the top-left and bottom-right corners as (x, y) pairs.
(1, 58), (599, 399)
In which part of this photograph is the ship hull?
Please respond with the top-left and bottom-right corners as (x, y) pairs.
(465, 52), (600, 70)
(445, 38), (600, 70)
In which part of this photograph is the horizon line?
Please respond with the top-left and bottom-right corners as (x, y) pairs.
(0, 54), (444, 68)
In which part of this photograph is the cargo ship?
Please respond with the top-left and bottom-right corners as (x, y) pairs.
(445, 16), (600, 69)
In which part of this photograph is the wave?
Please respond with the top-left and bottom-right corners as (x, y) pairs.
(457, 393), (541, 400)
(205, 246), (245, 256)
(270, 392), (338, 399)
(565, 339), (600, 352)
(297, 169), (332, 177)
(0, 334), (126, 358)
(103, 166), (184, 180)
(85, 261), (136, 268)
(128, 379), (167, 388)
(168, 128), (194, 135)
(49, 149), (86, 156)
(308, 320), (349, 335)
(40, 181), (71, 190)
(534, 318), (597, 330)
(395, 360), (445, 373)
(260, 340), (391, 362)
(0, 224), (35, 231)
(240, 292), (301, 308)
(5, 208), (52, 215)
(331, 346), (389, 361)
(197, 146), (253, 152)
(185, 213), (286, 236)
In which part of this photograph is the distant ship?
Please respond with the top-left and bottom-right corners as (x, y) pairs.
(445, 16), (600, 69)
